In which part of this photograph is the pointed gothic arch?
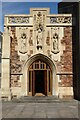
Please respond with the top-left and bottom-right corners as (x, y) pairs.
(22, 54), (58, 97)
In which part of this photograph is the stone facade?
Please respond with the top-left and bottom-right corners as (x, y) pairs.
(1, 8), (73, 100)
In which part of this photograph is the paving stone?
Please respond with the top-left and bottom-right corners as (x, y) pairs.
(2, 100), (79, 119)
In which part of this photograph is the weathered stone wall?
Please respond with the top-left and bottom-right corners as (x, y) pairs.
(10, 27), (22, 87)
(61, 27), (72, 73)
(58, 27), (72, 87)
(58, 27), (73, 98)
(10, 26), (73, 96)
(59, 75), (73, 87)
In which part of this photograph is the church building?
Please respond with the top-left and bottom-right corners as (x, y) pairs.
(1, 8), (73, 100)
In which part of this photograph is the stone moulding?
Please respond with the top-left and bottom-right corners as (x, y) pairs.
(4, 14), (72, 26)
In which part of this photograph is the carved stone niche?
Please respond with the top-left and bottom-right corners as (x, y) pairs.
(51, 27), (60, 54)
(19, 27), (28, 54)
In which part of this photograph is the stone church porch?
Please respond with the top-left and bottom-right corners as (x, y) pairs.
(1, 8), (73, 101)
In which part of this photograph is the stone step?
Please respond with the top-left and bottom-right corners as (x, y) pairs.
(12, 96), (60, 103)
(20, 96), (58, 100)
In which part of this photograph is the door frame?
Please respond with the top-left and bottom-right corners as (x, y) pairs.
(28, 60), (52, 96)
(22, 54), (58, 97)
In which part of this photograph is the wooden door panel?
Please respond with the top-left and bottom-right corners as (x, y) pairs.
(29, 60), (52, 96)
(44, 70), (47, 95)
(32, 71), (35, 96)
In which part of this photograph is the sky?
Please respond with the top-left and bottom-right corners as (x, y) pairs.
(0, 1), (62, 32)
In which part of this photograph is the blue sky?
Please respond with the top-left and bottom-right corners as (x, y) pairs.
(1, 1), (62, 32)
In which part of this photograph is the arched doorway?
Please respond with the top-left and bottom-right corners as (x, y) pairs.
(28, 59), (52, 96)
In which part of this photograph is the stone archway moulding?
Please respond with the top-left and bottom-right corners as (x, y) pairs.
(21, 53), (58, 97)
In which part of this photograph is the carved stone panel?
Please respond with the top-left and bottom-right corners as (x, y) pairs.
(33, 11), (46, 51)
(50, 16), (72, 24)
(18, 27), (28, 54)
(51, 27), (60, 54)
(36, 12), (43, 31)
(36, 28), (42, 46)
(8, 17), (29, 24)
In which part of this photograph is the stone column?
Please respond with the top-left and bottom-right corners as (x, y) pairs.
(1, 27), (11, 100)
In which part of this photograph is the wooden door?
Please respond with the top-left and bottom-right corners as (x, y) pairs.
(32, 71), (35, 96)
(28, 59), (52, 96)
(44, 70), (47, 95)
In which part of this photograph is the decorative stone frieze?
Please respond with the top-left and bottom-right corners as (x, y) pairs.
(50, 16), (72, 24)
(8, 17), (29, 24)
